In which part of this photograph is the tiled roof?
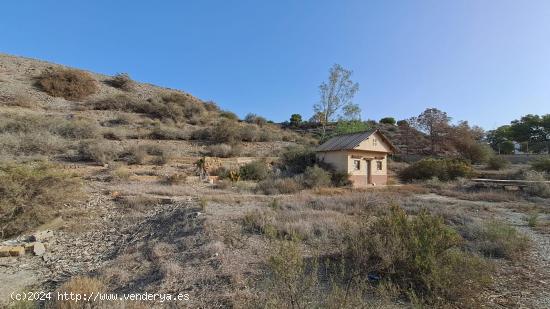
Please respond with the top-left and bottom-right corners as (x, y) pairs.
(315, 129), (398, 153)
(316, 130), (376, 151)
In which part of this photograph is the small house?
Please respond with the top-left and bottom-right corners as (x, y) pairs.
(315, 130), (397, 187)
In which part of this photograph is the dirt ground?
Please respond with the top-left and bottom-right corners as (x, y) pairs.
(2, 160), (549, 308)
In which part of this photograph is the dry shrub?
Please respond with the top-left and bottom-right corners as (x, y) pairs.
(240, 161), (271, 181)
(37, 68), (98, 100)
(115, 195), (159, 212)
(531, 156), (550, 173)
(3, 93), (34, 108)
(256, 177), (302, 195)
(206, 143), (241, 158)
(107, 72), (135, 91)
(0, 131), (67, 156)
(92, 94), (145, 111)
(110, 166), (131, 181)
(119, 146), (146, 165)
(0, 161), (81, 238)
(53, 276), (106, 309)
(486, 156), (510, 170)
(77, 140), (120, 164)
(348, 206), (491, 305)
(462, 221), (530, 260)
(163, 173), (187, 185)
(302, 165), (332, 188)
(55, 119), (100, 139)
(148, 126), (188, 140)
(522, 170), (550, 197)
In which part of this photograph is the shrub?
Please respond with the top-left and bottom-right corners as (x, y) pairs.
(465, 221), (529, 260)
(220, 110), (239, 120)
(302, 165), (332, 188)
(203, 100), (219, 112)
(244, 113), (267, 126)
(280, 146), (317, 174)
(77, 140), (120, 164)
(289, 114), (302, 126)
(531, 156), (550, 173)
(55, 119), (100, 139)
(486, 156), (509, 170)
(522, 170), (550, 197)
(379, 117), (396, 125)
(53, 276), (106, 309)
(206, 143), (240, 158)
(4, 93), (34, 108)
(148, 126), (188, 140)
(256, 177), (303, 195)
(37, 68), (98, 100)
(331, 171), (352, 187)
(107, 73), (135, 91)
(349, 206), (491, 304)
(0, 161), (81, 238)
(210, 119), (241, 143)
(92, 94), (145, 112)
(119, 146), (146, 165)
(240, 161), (270, 181)
(163, 173), (187, 185)
(457, 142), (493, 164)
(400, 158), (473, 182)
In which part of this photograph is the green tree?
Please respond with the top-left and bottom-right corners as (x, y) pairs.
(332, 121), (370, 137)
(314, 64), (360, 137)
(289, 114), (302, 126)
(380, 117), (396, 125)
(412, 108), (451, 154)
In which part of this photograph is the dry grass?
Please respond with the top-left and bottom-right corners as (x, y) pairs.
(0, 161), (82, 238)
(53, 276), (106, 309)
(37, 68), (98, 100)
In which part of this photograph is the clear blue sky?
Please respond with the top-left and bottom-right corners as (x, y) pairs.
(1, 1), (549, 129)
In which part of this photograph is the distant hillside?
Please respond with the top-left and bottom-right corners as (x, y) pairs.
(0, 53), (315, 162)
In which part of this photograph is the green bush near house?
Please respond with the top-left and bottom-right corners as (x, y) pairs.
(400, 158), (473, 181)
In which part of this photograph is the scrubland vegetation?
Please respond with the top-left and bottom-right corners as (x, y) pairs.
(1, 55), (549, 308)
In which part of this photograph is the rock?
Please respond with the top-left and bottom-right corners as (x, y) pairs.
(32, 243), (46, 256)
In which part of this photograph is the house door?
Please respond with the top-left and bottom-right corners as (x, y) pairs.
(366, 160), (372, 184)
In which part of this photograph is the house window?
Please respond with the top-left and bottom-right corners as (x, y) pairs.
(353, 160), (361, 171)
(376, 161), (383, 170)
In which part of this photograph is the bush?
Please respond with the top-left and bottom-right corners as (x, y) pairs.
(53, 276), (106, 309)
(163, 173), (187, 185)
(92, 94), (145, 112)
(349, 206), (491, 304)
(486, 156), (509, 170)
(148, 126), (188, 140)
(400, 158), (473, 182)
(256, 177), (303, 195)
(522, 170), (550, 197)
(77, 140), (120, 164)
(220, 110), (239, 120)
(55, 119), (100, 139)
(0, 161), (81, 238)
(465, 221), (529, 260)
(37, 68), (98, 100)
(379, 117), (396, 125)
(457, 142), (493, 164)
(531, 156), (550, 173)
(206, 143), (236, 158)
(244, 113), (267, 126)
(107, 73), (135, 91)
(119, 146), (146, 165)
(240, 161), (270, 181)
(302, 165), (332, 188)
(280, 146), (317, 174)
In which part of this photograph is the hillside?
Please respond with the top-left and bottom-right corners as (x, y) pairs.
(0, 53), (314, 162)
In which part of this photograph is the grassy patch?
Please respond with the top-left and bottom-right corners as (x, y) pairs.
(0, 161), (82, 238)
